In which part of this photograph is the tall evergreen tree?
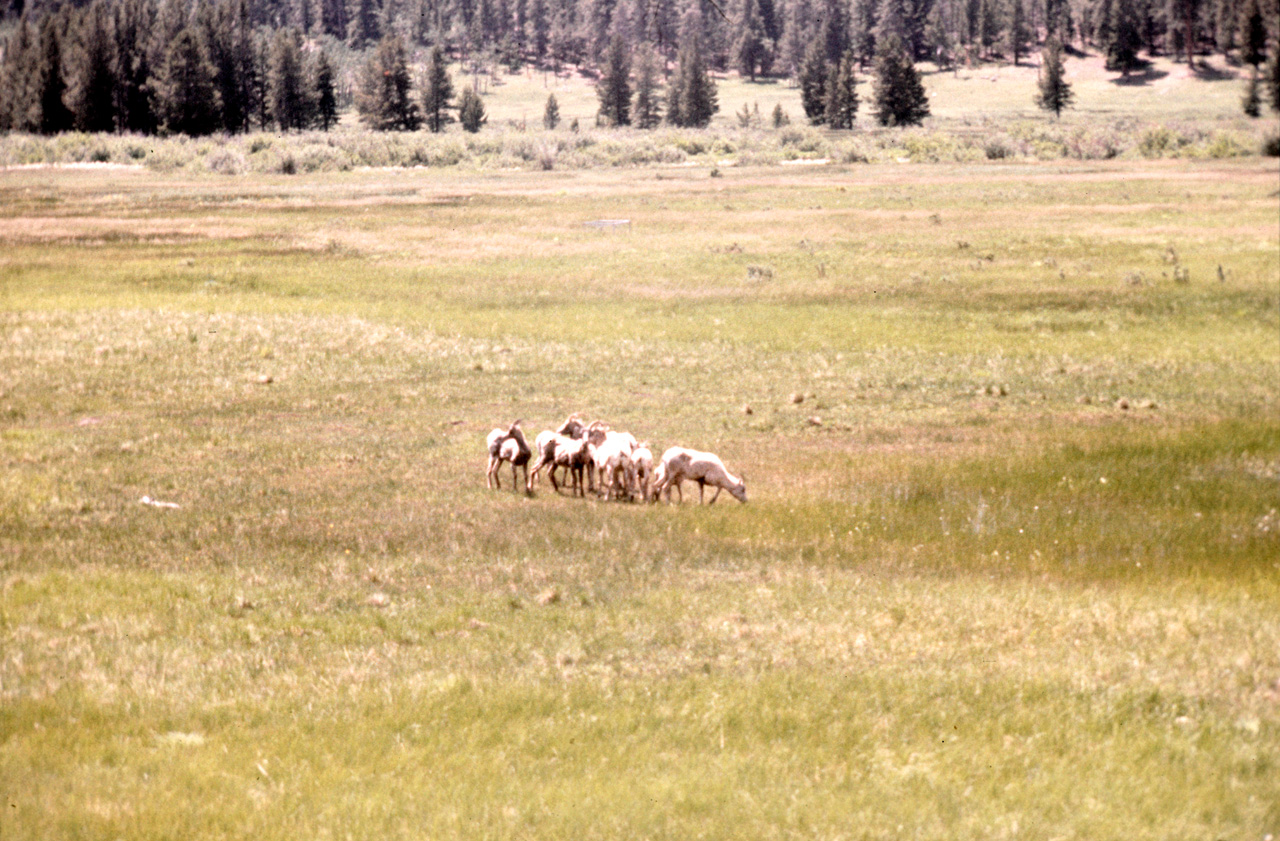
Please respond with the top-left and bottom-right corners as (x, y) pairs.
(268, 27), (312, 130)
(733, 0), (772, 79)
(665, 12), (718, 126)
(528, 0), (551, 60)
(1167, 0), (1202, 65)
(71, 1), (119, 133)
(421, 44), (454, 131)
(113, 0), (157, 134)
(153, 27), (221, 135)
(1237, 0), (1265, 67)
(543, 91), (560, 127)
(850, 0), (878, 65)
(816, 0), (850, 61)
(458, 84), (487, 130)
(632, 44), (662, 127)
(37, 13), (75, 134)
(1266, 34), (1280, 113)
(356, 33), (421, 129)
(1006, 0), (1030, 65)
(872, 33), (928, 124)
(824, 48), (859, 127)
(1044, 0), (1071, 39)
(798, 37), (828, 122)
(203, 0), (256, 133)
(348, 0), (382, 47)
(1099, 0), (1142, 73)
(314, 49), (338, 129)
(596, 32), (631, 125)
(1035, 34), (1073, 116)
(0, 17), (40, 131)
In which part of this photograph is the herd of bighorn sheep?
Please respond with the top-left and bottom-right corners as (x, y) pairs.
(485, 414), (747, 504)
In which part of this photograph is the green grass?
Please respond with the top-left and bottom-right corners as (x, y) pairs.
(1, 155), (1278, 839)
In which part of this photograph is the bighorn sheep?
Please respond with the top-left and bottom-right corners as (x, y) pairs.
(585, 421), (638, 500)
(529, 414), (589, 493)
(651, 446), (747, 504)
(631, 442), (655, 502)
(485, 420), (531, 491)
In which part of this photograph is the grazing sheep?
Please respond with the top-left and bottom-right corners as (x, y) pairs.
(528, 414), (589, 492)
(631, 442), (655, 502)
(651, 446), (747, 504)
(585, 421), (638, 500)
(486, 420), (531, 491)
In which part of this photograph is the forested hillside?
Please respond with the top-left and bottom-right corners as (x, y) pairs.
(0, 0), (1276, 135)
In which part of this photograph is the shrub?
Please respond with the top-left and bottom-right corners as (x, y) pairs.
(984, 134), (1016, 160)
(1138, 126), (1176, 158)
(1264, 133), (1280, 157)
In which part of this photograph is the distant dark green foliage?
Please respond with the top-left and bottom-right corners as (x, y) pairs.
(872, 34), (929, 126)
(153, 28), (222, 135)
(824, 50), (859, 129)
(665, 14), (718, 128)
(459, 86), (487, 132)
(543, 92), (561, 129)
(798, 40), (828, 124)
(422, 45), (454, 133)
(1036, 35), (1074, 118)
(356, 33), (421, 131)
(315, 51), (338, 131)
(631, 48), (662, 129)
(36, 14), (73, 134)
(595, 33), (631, 126)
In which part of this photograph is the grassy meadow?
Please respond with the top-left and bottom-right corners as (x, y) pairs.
(1, 142), (1279, 839)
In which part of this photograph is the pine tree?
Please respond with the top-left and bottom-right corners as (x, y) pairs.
(1267, 34), (1280, 113)
(631, 46), (662, 128)
(37, 14), (75, 134)
(772, 102), (789, 126)
(315, 50), (338, 129)
(1100, 0), (1142, 74)
(1006, 0), (1030, 66)
(1035, 34), (1074, 117)
(1044, 0), (1071, 39)
(348, 0), (382, 48)
(268, 28), (312, 130)
(798, 38), (828, 123)
(733, 0), (772, 80)
(153, 27), (222, 135)
(850, 0), (877, 66)
(113, 0), (157, 135)
(1242, 70), (1261, 115)
(204, 0), (257, 134)
(596, 33), (631, 125)
(665, 16), (717, 127)
(0, 17), (39, 132)
(356, 33), (421, 130)
(543, 91), (561, 127)
(71, 1), (120, 133)
(824, 48), (859, 128)
(1167, 0), (1202, 65)
(1238, 0), (1265, 67)
(459, 85), (487, 131)
(422, 45), (454, 132)
(528, 0), (550, 61)
(872, 33), (928, 125)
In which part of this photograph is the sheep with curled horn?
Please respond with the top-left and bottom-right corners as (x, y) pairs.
(485, 420), (532, 492)
(528, 413), (591, 494)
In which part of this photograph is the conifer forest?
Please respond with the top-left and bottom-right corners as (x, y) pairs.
(0, 0), (1276, 135)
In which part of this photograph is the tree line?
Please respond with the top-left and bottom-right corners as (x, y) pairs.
(1, 0), (1276, 135)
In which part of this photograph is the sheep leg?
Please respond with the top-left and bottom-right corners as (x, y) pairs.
(708, 485), (722, 505)
(487, 456), (500, 489)
(698, 480), (706, 505)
